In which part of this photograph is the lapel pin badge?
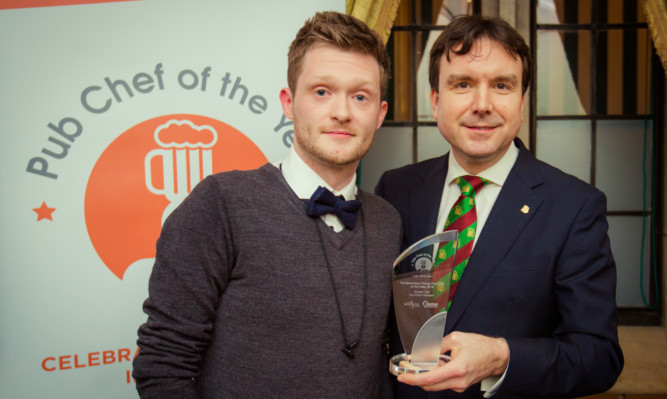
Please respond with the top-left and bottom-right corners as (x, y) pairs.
(521, 205), (529, 214)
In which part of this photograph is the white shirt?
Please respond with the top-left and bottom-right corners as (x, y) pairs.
(435, 143), (518, 397)
(276, 146), (358, 233)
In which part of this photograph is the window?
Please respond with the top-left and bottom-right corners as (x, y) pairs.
(533, 0), (663, 325)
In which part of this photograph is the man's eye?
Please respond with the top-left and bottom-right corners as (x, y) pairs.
(355, 94), (367, 101)
(316, 89), (327, 96)
(497, 83), (507, 90)
(456, 82), (469, 89)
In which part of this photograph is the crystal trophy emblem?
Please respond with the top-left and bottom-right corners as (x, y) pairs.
(389, 230), (458, 375)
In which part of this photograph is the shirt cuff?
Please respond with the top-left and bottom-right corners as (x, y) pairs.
(481, 344), (509, 398)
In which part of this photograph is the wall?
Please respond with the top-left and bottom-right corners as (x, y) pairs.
(0, 1), (343, 397)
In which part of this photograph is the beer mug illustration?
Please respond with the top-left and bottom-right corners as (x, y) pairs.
(145, 119), (217, 224)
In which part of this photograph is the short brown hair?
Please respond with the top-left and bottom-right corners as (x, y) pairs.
(429, 15), (532, 94)
(287, 11), (390, 99)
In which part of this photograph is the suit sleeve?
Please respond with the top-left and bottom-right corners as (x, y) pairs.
(132, 176), (232, 399)
(499, 188), (623, 397)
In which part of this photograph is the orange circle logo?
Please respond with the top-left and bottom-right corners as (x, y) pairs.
(85, 114), (267, 279)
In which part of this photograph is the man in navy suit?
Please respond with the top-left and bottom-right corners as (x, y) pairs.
(376, 15), (623, 398)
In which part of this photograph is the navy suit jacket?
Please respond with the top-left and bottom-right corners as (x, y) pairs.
(375, 139), (623, 398)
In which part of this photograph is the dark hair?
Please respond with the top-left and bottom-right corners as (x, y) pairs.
(287, 11), (390, 98)
(429, 15), (532, 94)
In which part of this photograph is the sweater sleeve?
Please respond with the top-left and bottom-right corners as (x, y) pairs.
(132, 176), (232, 398)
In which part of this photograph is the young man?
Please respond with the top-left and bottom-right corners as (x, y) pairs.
(133, 11), (401, 398)
(376, 15), (623, 398)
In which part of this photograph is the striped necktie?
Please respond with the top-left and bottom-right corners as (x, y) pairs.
(433, 175), (489, 312)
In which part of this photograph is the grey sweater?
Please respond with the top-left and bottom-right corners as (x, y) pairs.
(133, 164), (402, 398)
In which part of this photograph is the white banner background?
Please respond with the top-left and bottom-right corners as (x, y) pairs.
(0, 1), (343, 397)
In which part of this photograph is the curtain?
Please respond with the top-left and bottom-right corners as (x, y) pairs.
(645, 0), (667, 71)
(346, 0), (401, 44)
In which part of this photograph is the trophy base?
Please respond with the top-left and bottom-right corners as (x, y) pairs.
(389, 353), (450, 376)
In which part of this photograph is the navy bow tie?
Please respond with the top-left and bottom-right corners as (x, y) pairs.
(306, 186), (362, 229)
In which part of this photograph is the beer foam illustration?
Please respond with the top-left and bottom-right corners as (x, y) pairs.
(154, 119), (218, 148)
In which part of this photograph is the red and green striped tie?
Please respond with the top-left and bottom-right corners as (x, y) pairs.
(433, 175), (489, 313)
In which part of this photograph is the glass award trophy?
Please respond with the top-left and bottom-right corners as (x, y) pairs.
(389, 230), (458, 375)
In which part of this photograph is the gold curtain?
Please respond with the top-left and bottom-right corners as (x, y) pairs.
(346, 0), (401, 44)
(645, 0), (667, 71)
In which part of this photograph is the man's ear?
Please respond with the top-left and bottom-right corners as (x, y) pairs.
(279, 87), (294, 120)
(430, 89), (439, 120)
(376, 100), (388, 129)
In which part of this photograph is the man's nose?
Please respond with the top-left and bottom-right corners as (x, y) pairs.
(330, 95), (352, 122)
(471, 88), (493, 114)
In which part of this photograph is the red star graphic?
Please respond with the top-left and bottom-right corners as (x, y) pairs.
(33, 202), (56, 221)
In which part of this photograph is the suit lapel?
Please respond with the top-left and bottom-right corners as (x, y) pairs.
(444, 141), (545, 332)
(406, 155), (449, 245)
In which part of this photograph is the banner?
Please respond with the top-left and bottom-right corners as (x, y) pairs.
(0, 1), (343, 397)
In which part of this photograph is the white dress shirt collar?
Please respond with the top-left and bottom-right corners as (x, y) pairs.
(436, 142), (519, 236)
(279, 146), (358, 201)
(445, 142), (518, 187)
